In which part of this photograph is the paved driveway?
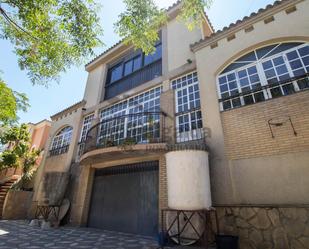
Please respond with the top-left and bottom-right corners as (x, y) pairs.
(0, 220), (159, 249)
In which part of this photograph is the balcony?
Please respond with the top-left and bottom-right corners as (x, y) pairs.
(79, 112), (167, 164)
(79, 111), (209, 164)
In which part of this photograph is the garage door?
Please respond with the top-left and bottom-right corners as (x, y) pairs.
(87, 161), (159, 237)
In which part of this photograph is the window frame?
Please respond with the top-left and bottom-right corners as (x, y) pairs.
(217, 43), (309, 111)
(106, 41), (162, 86)
(79, 113), (95, 142)
(50, 126), (73, 151)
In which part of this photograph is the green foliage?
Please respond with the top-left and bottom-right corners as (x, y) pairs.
(0, 124), (40, 187)
(179, 0), (213, 31)
(115, 0), (167, 55)
(0, 79), (29, 125)
(115, 0), (213, 54)
(0, 0), (103, 85)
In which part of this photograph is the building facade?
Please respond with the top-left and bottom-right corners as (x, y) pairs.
(35, 0), (309, 248)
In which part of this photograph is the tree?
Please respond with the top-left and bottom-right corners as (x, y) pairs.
(0, 124), (40, 189)
(0, 78), (29, 125)
(115, 0), (213, 54)
(0, 0), (212, 124)
(0, 0), (103, 126)
(0, 0), (103, 85)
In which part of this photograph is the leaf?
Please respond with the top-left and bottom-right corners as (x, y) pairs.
(115, 0), (167, 55)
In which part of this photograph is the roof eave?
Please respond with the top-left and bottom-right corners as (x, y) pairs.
(191, 0), (303, 53)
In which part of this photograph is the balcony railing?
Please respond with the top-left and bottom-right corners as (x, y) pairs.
(82, 112), (166, 154)
(49, 145), (69, 157)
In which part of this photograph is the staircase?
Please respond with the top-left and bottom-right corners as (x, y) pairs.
(0, 178), (17, 219)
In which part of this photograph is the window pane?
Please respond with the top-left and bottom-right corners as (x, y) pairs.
(223, 100), (231, 110)
(298, 46), (309, 57)
(227, 73), (236, 81)
(270, 87), (282, 98)
(220, 84), (228, 92)
(244, 95), (254, 105)
(273, 56), (284, 66)
(229, 81), (237, 90)
(219, 76), (227, 85)
(297, 78), (309, 90)
(110, 64), (123, 82)
(144, 44), (162, 65)
(262, 61), (273, 70)
(265, 69), (276, 78)
(293, 68), (306, 77)
(276, 64), (288, 75)
(133, 56), (142, 71)
(250, 74), (260, 83)
(282, 84), (295, 95)
(238, 70), (247, 78)
(302, 56), (309, 67)
(290, 59), (303, 70)
(240, 78), (249, 87)
(248, 66), (257, 75)
(254, 92), (265, 102)
(232, 98), (241, 107)
(124, 60), (133, 76)
(287, 51), (298, 60)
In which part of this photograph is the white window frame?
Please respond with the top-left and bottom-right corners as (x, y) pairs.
(217, 43), (309, 111)
(51, 126), (73, 150)
(79, 113), (95, 142)
(98, 86), (162, 145)
(171, 71), (204, 143)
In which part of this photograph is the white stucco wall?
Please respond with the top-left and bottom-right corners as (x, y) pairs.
(83, 64), (106, 109)
(165, 150), (212, 210)
(167, 18), (203, 72)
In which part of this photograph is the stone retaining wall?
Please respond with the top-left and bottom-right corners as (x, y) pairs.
(216, 207), (309, 249)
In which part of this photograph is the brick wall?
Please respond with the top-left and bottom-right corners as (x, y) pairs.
(221, 91), (309, 160)
(159, 156), (168, 226)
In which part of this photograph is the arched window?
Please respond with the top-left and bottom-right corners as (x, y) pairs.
(217, 42), (309, 111)
(50, 126), (73, 153)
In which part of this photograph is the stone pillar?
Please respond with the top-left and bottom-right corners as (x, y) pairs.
(69, 165), (94, 226)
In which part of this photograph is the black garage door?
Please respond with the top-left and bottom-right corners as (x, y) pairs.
(87, 161), (159, 237)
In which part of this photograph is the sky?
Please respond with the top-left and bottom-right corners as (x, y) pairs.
(0, 0), (276, 124)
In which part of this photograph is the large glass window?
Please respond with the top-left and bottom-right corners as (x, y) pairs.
(144, 44), (162, 66)
(133, 55), (142, 71)
(98, 86), (162, 145)
(80, 114), (94, 142)
(217, 43), (309, 111)
(110, 64), (123, 83)
(107, 42), (162, 85)
(172, 72), (204, 142)
(51, 126), (73, 151)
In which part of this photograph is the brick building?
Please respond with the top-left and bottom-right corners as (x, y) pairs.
(34, 0), (309, 248)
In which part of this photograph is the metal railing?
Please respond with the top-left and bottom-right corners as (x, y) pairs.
(49, 145), (69, 157)
(82, 112), (166, 154)
(219, 73), (309, 104)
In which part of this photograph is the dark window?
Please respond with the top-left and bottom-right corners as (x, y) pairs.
(144, 44), (162, 65)
(133, 56), (142, 71)
(110, 64), (123, 83)
(124, 60), (133, 76)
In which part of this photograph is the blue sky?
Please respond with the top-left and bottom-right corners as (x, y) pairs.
(0, 0), (275, 124)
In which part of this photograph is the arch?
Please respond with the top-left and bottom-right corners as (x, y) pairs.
(215, 36), (309, 76)
(50, 125), (73, 150)
(215, 38), (309, 111)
